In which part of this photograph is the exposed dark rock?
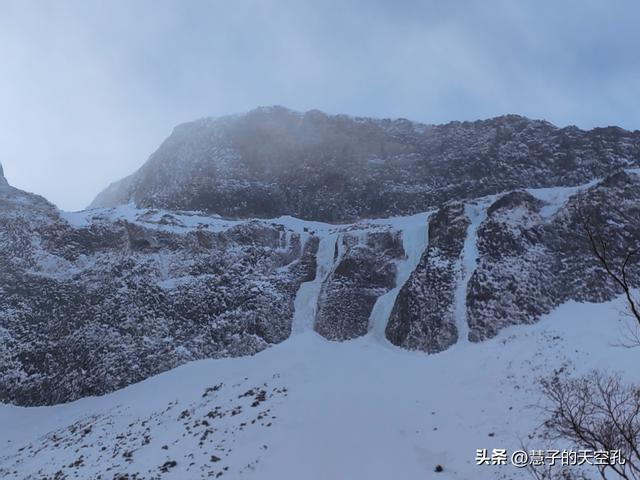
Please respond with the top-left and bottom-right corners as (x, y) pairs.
(467, 191), (557, 340)
(90, 107), (640, 222)
(386, 172), (640, 352)
(315, 231), (404, 340)
(467, 171), (640, 342)
(0, 184), (317, 406)
(385, 203), (469, 353)
(0, 163), (7, 187)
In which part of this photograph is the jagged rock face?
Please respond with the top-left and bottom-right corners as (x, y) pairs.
(385, 203), (469, 353)
(385, 172), (640, 352)
(315, 231), (404, 340)
(0, 187), (319, 406)
(5, 120), (640, 408)
(467, 172), (640, 341)
(548, 172), (640, 299)
(467, 173), (640, 342)
(91, 107), (640, 222)
(466, 191), (559, 341)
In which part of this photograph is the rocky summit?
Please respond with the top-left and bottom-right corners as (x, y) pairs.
(1, 108), (640, 407)
(0, 164), (8, 188)
(91, 106), (640, 222)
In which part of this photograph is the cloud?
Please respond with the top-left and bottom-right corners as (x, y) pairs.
(1, 0), (639, 209)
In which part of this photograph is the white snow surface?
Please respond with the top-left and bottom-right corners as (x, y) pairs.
(524, 167), (639, 218)
(1, 298), (637, 480)
(526, 180), (600, 218)
(61, 204), (241, 232)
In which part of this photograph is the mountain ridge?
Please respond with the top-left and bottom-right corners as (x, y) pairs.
(89, 106), (640, 222)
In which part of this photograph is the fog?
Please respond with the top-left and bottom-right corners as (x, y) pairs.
(1, 0), (639, 210)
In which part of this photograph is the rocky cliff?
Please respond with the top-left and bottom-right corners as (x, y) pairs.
(2, 108), (640, 406)
(0, 174), (417, 405)
(0, 182), (320, 404)
(387, 171), (640, 353)
(90, 107), (640, 222)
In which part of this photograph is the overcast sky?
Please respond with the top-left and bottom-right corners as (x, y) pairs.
(1, 0), (639, 210)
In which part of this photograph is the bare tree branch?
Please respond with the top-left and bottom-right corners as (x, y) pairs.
(579, 208), (640, 332)
(534, 372), (640, 480)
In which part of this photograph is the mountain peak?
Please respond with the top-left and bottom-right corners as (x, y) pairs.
(0, 163), (8, 187)
(90, 108), (640, 221)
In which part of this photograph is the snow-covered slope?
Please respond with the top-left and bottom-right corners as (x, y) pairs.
(1, 298), (636, 480)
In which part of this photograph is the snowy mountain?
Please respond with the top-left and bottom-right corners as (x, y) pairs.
(90, 107), (640, 222)
(3, 161), (640, 408)
(1, 108), (640, 478)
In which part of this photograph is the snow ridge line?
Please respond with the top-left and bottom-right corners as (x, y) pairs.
(68, 169), (636, 234)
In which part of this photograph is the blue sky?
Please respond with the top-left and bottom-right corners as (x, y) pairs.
(1, 0), (639, 209)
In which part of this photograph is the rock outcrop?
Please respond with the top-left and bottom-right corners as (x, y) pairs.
(386, 171), (640, 353)
(468, 170), (640, 342)
(0, 164), (7, 187)
(315, 230), (404, 340)
(386, 203), (469, 353)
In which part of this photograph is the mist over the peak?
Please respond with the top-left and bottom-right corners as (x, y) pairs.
(1, 0), (640, 210)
